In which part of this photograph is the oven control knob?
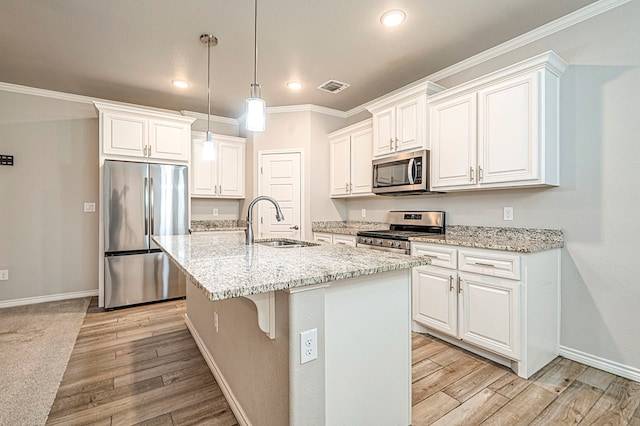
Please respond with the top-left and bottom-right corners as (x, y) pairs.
(376, 239), (383, 245)
(395, 241), (402, 248)
(366, 238), (373, 244)
(387, 241), (394, 247)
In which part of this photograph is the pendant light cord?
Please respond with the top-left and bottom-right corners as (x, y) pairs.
(207, 37), (211, 135)
(253, 0), (258, 86)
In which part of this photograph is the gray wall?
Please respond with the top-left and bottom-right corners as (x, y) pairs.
(0, 92), (99, 301)
(344, 1), (640, 370)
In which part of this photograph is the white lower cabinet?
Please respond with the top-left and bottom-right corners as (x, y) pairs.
(313, 232), (356, 247)
(412, 242), (559, 378)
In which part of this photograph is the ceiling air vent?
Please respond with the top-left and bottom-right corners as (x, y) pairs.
(317, 80), (351, 94)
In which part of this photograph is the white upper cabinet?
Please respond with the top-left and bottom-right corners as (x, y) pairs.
(191, 132), (245, 198)
(94, 102), (194, 163)
(367, 81), (444, 159)
(429, 51), (567, 191)
(329, 119), (373, 198)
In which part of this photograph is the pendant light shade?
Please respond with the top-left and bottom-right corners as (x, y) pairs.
(201, 33), (218, 161)
(246, 0), (266, 132)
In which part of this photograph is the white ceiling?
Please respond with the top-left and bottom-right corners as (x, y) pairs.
(0, 0), (598, 118)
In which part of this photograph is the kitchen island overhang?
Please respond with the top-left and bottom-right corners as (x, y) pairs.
(153, 233), (430, 426)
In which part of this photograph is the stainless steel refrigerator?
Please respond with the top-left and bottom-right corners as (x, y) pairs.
(103, 160), (188, 309)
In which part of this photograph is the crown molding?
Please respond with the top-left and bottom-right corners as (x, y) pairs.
(346, 0), (631, 118)
(179, 110), (239, 126)
(0, 81), (96, 104)
(266, 104), (347, 118)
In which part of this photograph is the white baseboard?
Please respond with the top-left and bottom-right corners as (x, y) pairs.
(560, 345), (640, 383)
(184, 314), (252, 426)
(0, 289), (98, 309)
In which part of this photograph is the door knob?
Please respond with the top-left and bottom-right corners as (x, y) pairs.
(290, 225), (299, 230)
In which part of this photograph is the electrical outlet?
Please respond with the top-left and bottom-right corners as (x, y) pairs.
(214, 312), (219, 332)
(84, 202), (96, 212)
(503, 207), (514, 221)
(300, 328), (318, 364)
(361, 209), (366, 218)
(0, 270), (8, 281)
(213, 208), (219, 216)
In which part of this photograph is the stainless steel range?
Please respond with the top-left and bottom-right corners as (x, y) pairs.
(357, 211), (446, 254)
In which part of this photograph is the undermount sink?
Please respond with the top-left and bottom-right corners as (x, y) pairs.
(255, 239), (319, 248)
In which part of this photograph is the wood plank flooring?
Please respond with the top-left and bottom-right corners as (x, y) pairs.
(47, 298), (640, 425)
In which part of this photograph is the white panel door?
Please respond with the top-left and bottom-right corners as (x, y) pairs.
(430, 93), (478, 189)
(329, 135), (350, 196)
(259, 152), (302, 239)
(149, 119), (189, 161)
(218, 141), (245, 198)
(372, 107), (395, 158)
(478, 72), (539, 184)
(459, 272), (520, 359)
(103, 112), (147, 158)
(396, 95), (424, 152)
(190, 139), (217, 196)
(412, 266), (457, 337)
(349, 127), (372, 195)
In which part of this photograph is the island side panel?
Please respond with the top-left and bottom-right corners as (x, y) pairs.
(324, 269), (412, 424)
(185, 283), (290, 426)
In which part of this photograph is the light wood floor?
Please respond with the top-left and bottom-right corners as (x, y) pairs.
(48, 298), (640, 425)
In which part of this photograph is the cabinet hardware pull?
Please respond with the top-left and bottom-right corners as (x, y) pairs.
(449, 275), (454, 292)
(290, 225), (299, 230)
(470, 167), (475, 182)
(474, 262), (495, 268)
(350, 183), (353, 192)
(457, 276), (462, 293)
(346, 182), (349, 192)
(395, 137), (398, 151)
(478, 166), (483, 181)
(389, 138), (394, 150)
(421, 254), (436, 259)
(219, 185), (222, 194)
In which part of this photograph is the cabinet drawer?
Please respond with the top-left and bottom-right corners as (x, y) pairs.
(458, 249), (521, 280)
(411, 243), (457, 269)
(333, 234), (357, 247)
(313, 233), (333, 243)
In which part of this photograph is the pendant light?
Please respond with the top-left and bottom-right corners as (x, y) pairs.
(200, 33), (218, 160)
(246, 0), (266, 132)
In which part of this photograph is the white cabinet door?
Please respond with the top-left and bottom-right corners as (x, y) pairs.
(430, 93), (477, 190)
(149, 119), (190, 162)
(412, 266), (457, 337)
(458, 272), (520, 359)
(349, 127), (372, 195)
(191, 139), (218, 196)
(396, 95), (425, 153)
(218, 141), (245, 198)
(372, 107), (395, 158)
(329, 135), (351, 196)
(478, 73), (539, 184)
(102, 112), (147, 158)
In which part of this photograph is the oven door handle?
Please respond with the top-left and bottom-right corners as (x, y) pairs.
(407, 158), (416, 185)
(356, 243), (408, 255)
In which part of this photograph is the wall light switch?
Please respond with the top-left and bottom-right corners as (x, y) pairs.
(84, 202), (96, 212)
(213, 208), (219, 216)
(361, 209), (366, 218)
(503, 207), (514, 221)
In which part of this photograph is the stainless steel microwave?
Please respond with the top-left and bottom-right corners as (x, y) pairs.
(372, 150), (435, 195)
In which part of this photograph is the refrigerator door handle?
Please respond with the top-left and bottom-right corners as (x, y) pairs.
(144, 177), (149, 236)
(150, 177), (155, 237)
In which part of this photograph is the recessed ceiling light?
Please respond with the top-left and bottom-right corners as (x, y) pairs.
(380, 10), (406, 27)
(171, 79), (189, 88)
(287, 81), (303, 90)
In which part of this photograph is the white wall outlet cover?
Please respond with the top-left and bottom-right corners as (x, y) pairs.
(361, 209), (366, 218)
(213, 208), (219, 216)
(503, 207), (514, 221)
(84, 202), (96, 212)
(300, 328), (318, 364)
(0, 270), (8, 281)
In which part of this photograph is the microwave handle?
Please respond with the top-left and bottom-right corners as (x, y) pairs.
(407, 158), (416, 185)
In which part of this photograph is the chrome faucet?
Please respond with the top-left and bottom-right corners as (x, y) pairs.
(246, 196), (285, 245)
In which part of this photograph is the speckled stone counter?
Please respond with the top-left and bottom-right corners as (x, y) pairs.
(153, 232), (430, 301)
(190, 219), (245, 232)
(311, 221), (389, 236)
(410, 225), (564, 253)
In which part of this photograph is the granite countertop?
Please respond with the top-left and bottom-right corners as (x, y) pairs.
(410, 225), (564, 253)
(190, 219), (245, 232)
(311, 221), (389, 236)
(153, 233), (429, 301)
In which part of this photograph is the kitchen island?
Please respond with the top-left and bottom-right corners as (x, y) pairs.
(153, 232), (430, 426)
